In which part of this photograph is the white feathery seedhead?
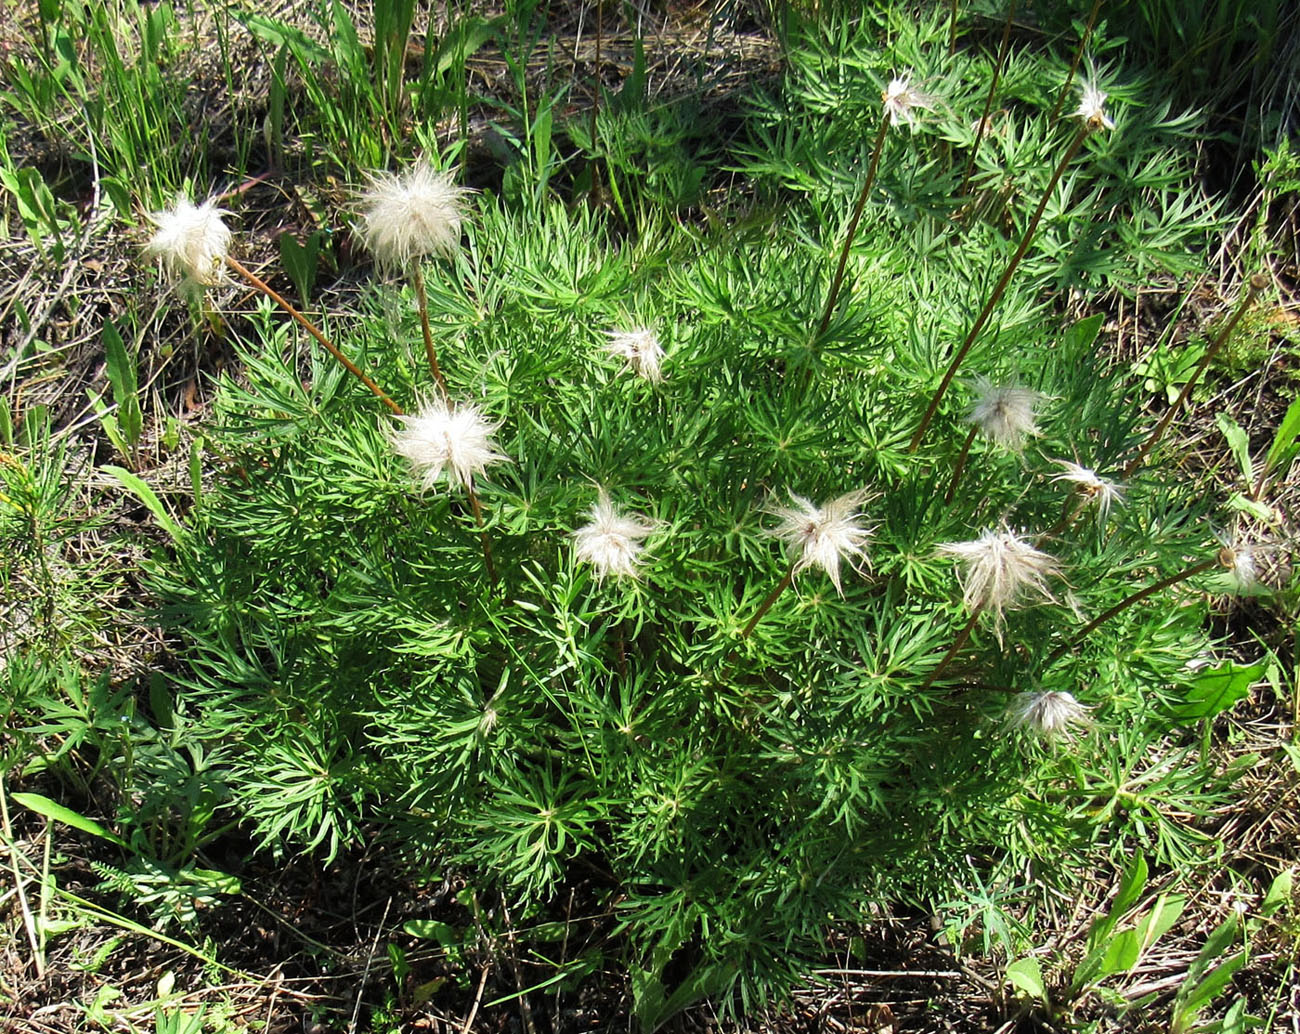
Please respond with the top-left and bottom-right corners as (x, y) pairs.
(1050, 460), (1125, 518)
(769, 489), (873, 596)
(572, 490), (659, 581)
(357, 162), (474, 269)
(937, 525), (1060, 629)
(391, 398), (506, 492)
(966, 377), (1045, 450)
(882, 76), (936, 128)
(1075, 81), (1115, 131)
(1007, 690), (1090, 739)
(603, 327), (665, 383)
(1215, 538), (1259, 591)
(145, 195), (231, 289)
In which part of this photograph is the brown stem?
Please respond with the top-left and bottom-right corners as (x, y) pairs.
(948, 0), (960, 54)
(741, 560), (796, 639)
(224, 256), (402, 414)
(1048, 0), (1103, 122)
(466, 481), (499, 590)
(1123, 275), (1267, 479)
(945, 424), (980, 503)
(817, 112), (891, 339)
(958, 0), (1017, 199)
(1038, 492), (1086, 544)
(1045, 557), (1218, 665)
(920, 606), (983, 690)
(410, 265), (450, 400)
(909, 124), (1091, 453)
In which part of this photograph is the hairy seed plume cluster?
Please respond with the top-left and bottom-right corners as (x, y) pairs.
(356, 163), (474, 269)
(769, 490), (873, 596)
(390, 399), (506, 492)
(146, 196), (232, 290)
(572, 491), (659, 581)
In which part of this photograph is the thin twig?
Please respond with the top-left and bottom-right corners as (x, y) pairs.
(817, 113), (891, 340)
(741, 560), (796, 639)
(1046, 557), (1218, 664)
(467, 480), (499, 590)
(411, 265), (450, 400)
(910, 123), (1092, 452)
(224, 256), (403, 414)
(0, 781), (44, 978)
(1048, 0), (1103, 122)
(461, 965), (491, 1034)
(920, 607), (982, 690)
(945, 425), (979, 503)
(958, 0), (1017, 198)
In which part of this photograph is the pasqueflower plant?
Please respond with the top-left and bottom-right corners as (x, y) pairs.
(129, 12), (1287, 1024)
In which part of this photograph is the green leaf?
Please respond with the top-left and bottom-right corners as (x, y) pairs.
(431, 16), (501, 77)
(1097, 928), (1141, 977)
(103, 465), (186, 543)
(1113, 854), (1149, 917)
(1064, 312), (1105, 353)
(1170, 659), (1265, 722)
(1005, 956), (1047, 1002)
(278, 231), (320, 304)
(1216, 412), (1253, 486)
(1260, 867), (1293, 917)
(403, 919), (461, 948)
(1263, 396), (1300, 477)
(10, 792), (128, 847)
(102, 320), (142, 449)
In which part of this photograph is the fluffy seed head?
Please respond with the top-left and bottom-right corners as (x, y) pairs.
(1216, 539), (1260, 591)
(1075, 81), (1115, 131)
(603, 327), (665, 383)
(357, 163), (473, 269)
(145, 195), (231, 289)
(572, 491), (659, 581)
(882, 76), (936, 128)
(769, 489), (873, 596)
(391, 398), (506, 491)
(1050, 460), (1125, 518)
(966, 377), (1045, 450)
(937, 525), (1060, 632)
(1007, 690), (1090, 739)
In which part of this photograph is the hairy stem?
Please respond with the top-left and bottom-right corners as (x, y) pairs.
(1123, 274), (1267, 479)
(816, 112), (891, 340)
(909, 124), (1091, 452)
(224, 256), (402, 414)
(741, 560), (797, 639)
(958, 0), (1017, 199)
(920, 607), (983, 689)
(945, 425), (980, 503)
(410, 264), (450, 400)
(1046, 557), (1218, 664)
(1048, 0), (1103, 121)
(467, 481), (499, 590)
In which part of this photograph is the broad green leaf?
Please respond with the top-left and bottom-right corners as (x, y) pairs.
(403, 919), (461, 947)
(1170, 659), (1265, 721)
(10, 792), (128, 847)
(1064, 312), (1105, 353)
(103, 465), (186, 543)
(1261, 867), (1294, 917)
(1216, 412), (1253, 486)
(279, 231), (320, 304)
(1098, 928), (1140, 977)
(1113, 854), (1149, 917)
(1264, 396), (1300, 476)
(1005, 956), (1047, 1002)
